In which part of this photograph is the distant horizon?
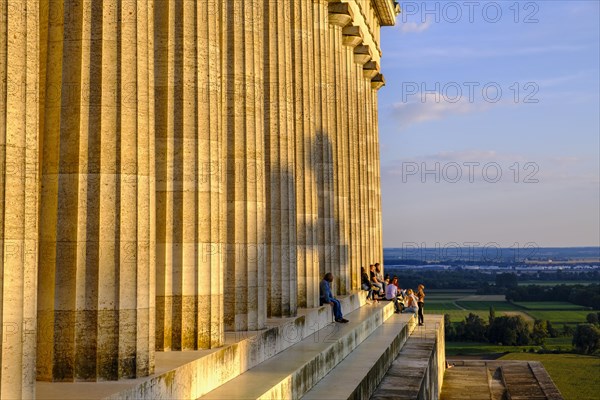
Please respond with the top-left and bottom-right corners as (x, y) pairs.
(384, 245), (600, 249)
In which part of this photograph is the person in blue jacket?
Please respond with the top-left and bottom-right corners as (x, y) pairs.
(320, 272), (349, 323)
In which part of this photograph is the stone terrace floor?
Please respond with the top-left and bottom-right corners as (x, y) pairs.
(440, 360), (564, 400)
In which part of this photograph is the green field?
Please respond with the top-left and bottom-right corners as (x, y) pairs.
(430, 289), (598, 397)
(518, 280), (595, 286)
(514, 301), (589, 310)
(425, 290), (591, 326)
(455, 301), (522, 311)
(500, 353), (600, 400)
(446, 341), (524, 355)
(524, 310), (590, 325)
(425, 290), (476, 300)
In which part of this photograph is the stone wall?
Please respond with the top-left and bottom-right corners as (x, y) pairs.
(0, 0), (398, 393)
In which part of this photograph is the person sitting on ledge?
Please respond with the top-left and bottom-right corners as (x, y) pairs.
(320, 272), (349, 323)
(361, 267), (375, 303)
(375, 263), (386, 292)
(385, 277), (402, 313)
(402, 288), (419, 315)
(369, 264), (384, 297)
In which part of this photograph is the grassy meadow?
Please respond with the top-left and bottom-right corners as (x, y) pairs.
(428, 289), (598, 398)
(500, 353), (600, 400)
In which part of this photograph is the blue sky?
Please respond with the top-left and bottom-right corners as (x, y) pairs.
(378, 1), (600, 247)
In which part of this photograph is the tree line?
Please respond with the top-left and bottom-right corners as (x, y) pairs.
(445, 308), (600, 355)
(505, 283), (600, 310)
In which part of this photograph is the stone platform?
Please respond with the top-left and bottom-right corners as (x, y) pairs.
(37, 292), (368, 400)
(36, 295), (449, 400)
(440, 360), (564, 400)
(371, 315), (446, 400)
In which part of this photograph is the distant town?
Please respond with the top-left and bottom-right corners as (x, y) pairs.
(383, 247), (600, 275)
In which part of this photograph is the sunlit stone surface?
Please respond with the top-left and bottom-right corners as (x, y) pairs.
(0, 0), (398, 395)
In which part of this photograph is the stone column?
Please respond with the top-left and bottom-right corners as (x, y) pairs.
(360, 76), (372, 263)
(0, 0), (38, 396)
(363, 61), (380, 267)
(222, 0), (267, 331)
(265, 0), (297, 317)
(372, 86), (384, 267)
(342, 26), (361, 289)
(354, 57), (368, 269)
(198, 0), (225, 349)
(154, 0), (224, 351)
(37, 0), (155, 381)
(293, 0), (319, 308)
(327, 2), (351, 295)
(312, 0), (333, 282)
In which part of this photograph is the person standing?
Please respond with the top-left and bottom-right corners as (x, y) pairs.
(320, 272), (349, 323)
(417, 284), (425, 326)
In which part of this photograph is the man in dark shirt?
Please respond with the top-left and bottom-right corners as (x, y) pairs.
(319, 272), (348, 323)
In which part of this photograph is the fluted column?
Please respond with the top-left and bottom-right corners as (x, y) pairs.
(0, 0), (38, 396)
(265, 0), (297, 317)
(223, 0), (267, 331)
(328, 4), (350, 295)
(354, 62), (367, 269)
(293, 0), (319, 308)
(372, 88), (384, 267)
(37, 0), (155, 381)
(343, 36), (361, 289)
(313, 0), (339, 278)
(360, 76), (372, 263)
(198, 0), (225, 349)
(155, 0), (224, 351)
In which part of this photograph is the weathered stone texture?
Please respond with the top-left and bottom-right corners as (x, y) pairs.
(0, 0), (395, 392)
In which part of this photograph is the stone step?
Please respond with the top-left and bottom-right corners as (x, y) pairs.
(37, 292), (367, 400)
(371, 315), (446, 400)
(440, 361), (564, 400)
(200, 300), (398, 400)
(501, 364), (547, 400)
(301, 313), (416, 400)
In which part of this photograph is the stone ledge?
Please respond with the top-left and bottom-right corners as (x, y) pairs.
(37, 292), (367, 400)
(201, 297), (396, 399)
(372, 315), (446, 400)
(303, 313), (417, 400)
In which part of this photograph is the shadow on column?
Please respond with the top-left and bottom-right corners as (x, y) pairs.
(311, 131), (350, 296)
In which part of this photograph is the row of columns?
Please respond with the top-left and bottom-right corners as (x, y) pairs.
(0, 0), (390, 392)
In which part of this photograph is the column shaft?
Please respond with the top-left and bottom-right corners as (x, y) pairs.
(365, 71), (371, 268)
(313, 0), (329, 281)
(355, 62), (367, 268)
(372, 89), (384, 267)
(345, 45), (360, 288)
(223, 0), (267, 331)
(265, 0), (297, 317)
(37, 0), (155, 381)
(328, 20), (349, 294)
(293, 0), (319, 308)
(154, 0), (224, 351)
(0, 0), (39, 396)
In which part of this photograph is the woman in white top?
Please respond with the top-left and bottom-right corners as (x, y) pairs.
(402, 288), (419, 314)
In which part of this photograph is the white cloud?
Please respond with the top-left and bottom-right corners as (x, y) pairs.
(391, 96), (489, 128)
(400, 20), (431, 33)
